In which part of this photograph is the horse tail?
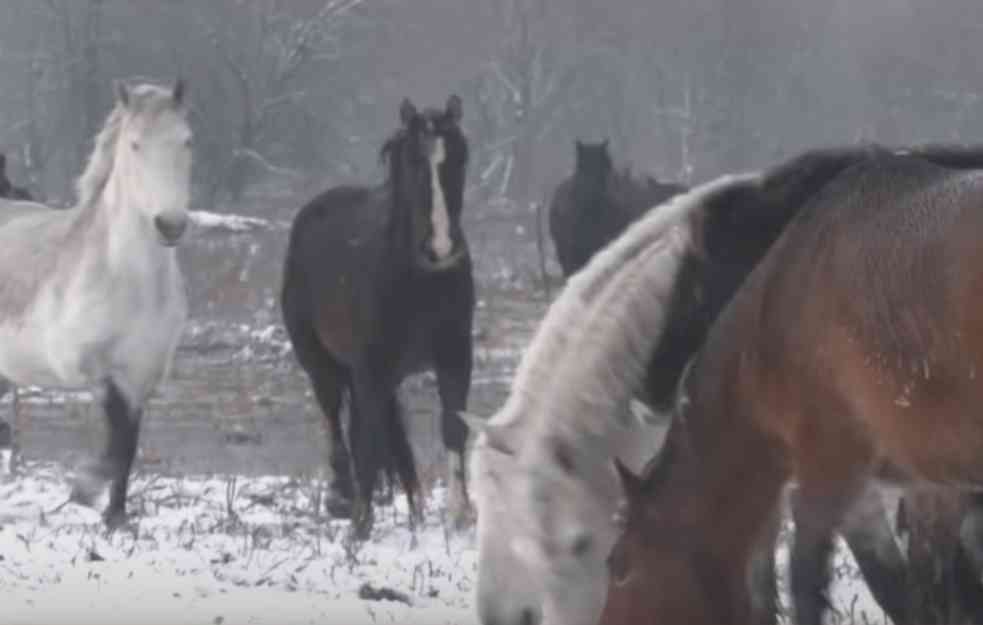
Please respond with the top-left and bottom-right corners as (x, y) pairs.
(536, 194), (552, 300)
(383, 393), (420, 515)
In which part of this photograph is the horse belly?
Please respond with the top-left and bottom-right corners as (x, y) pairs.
(314, 295), (361, 366)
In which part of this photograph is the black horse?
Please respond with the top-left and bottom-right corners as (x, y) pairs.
(0, 154), (32, 201)
(281, 96), (474, 539)
(543, 140), (686, 280)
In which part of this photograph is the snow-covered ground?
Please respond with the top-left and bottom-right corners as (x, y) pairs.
(0, 462), (477, 625)
(0, 459), (895, 625)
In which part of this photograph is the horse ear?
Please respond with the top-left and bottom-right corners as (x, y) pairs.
(400, 98), (417, 126)
(446, 94), (463, 123)
(171, 78), (186, 108)
(460, 411), (515, 456)
(115, 80), (130, 108)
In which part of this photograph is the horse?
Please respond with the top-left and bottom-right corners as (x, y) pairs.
(466, 143), (983, 625)
(541, 140), (686, 282)
(280, 95), (474, 540)
(599, 144), (983, 625)
(0, 154), (33, 201)
(0, 80), (191, 529)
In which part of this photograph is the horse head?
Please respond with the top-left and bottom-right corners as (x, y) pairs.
(574, 139), (613, 183)
(107, 79), (193, 247)
(468, 174), (759, 625)
(383, 95), (469, 272)
(600, 449), (721, 625)
(466, 417), (545, 625)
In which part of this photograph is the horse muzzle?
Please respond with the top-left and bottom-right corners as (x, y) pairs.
(154, 212), (188, 247)
(417, 244), (466, 272)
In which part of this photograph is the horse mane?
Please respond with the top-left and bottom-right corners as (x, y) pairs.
(893, 142), (983, 170)
(378, 129), (406, 183)
(491, 173), (758, 434)
(75, 103), (125, 212)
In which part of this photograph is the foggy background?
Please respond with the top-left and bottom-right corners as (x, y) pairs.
(4, 0), (983, 476)
(2, 0), (980, 210)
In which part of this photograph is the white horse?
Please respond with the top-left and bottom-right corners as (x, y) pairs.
(464, 175), (753, 625)
(0, 79), (192, 528)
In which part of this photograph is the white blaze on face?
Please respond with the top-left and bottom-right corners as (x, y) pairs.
(428, 137), (453, 259)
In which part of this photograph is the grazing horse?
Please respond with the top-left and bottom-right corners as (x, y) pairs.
(543, 140), (686, 280)
(466, 144), (983, 625)
(0, 154), (32, 201)
(0, 80), (191, 528)
(600, 146), (983, 625)
(281, 96), (473, 540)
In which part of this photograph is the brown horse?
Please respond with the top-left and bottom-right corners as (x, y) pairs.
(601, 146), (983, 625)
(281, 96), (474, 540)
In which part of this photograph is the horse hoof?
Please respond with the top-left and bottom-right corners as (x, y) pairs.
(449, 504), (475, 532)
(350, 501), (374, 541)
(325, 495), (354, 519)
(102, 508), (128, 531)
(69, 474), (105, 508)
(373, 489), (395, 506)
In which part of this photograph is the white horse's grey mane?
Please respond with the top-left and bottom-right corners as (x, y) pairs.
(76, 82), (180, 212)
(470, 172), (762, 448)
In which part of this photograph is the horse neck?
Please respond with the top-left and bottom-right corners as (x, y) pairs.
(573, 171), (609, 202)
(385, 173), (429, 273)
(657, 361), (786, 564)
(92, 169), (177, 277)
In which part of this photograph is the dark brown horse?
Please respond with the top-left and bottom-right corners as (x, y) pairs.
(281, 96), (474, 540)
(542, 140), (686, 281)
(601, 145), (983, 625)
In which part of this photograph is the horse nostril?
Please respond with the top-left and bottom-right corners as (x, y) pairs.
(519, 606), (539, 625)
(154, 215), (187, 243)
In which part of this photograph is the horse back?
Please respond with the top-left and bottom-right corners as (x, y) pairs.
(713, 154), (983, 482)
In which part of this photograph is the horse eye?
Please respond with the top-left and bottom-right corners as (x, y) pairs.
(131, 141), (140, 152)
(571, 533), (592, 557)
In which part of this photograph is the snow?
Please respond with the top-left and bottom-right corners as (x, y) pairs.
(189, 211), (281, 233)
(0, 459), (893, 625)
(0, 461), (478, 625)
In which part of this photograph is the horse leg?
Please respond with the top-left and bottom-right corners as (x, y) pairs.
(839, 483), (911, 624)
(953, 493), (983, 622)
(747, 505), (782, 625)
(346, 369), (389, 540)
(70, 381), (140, 529)
(434, 317), (474, 532)
(0, 377), (14, 475)
(307, 355), (354, 518)
(280, 299), (355, 518)
(789, 442), (873, 625)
